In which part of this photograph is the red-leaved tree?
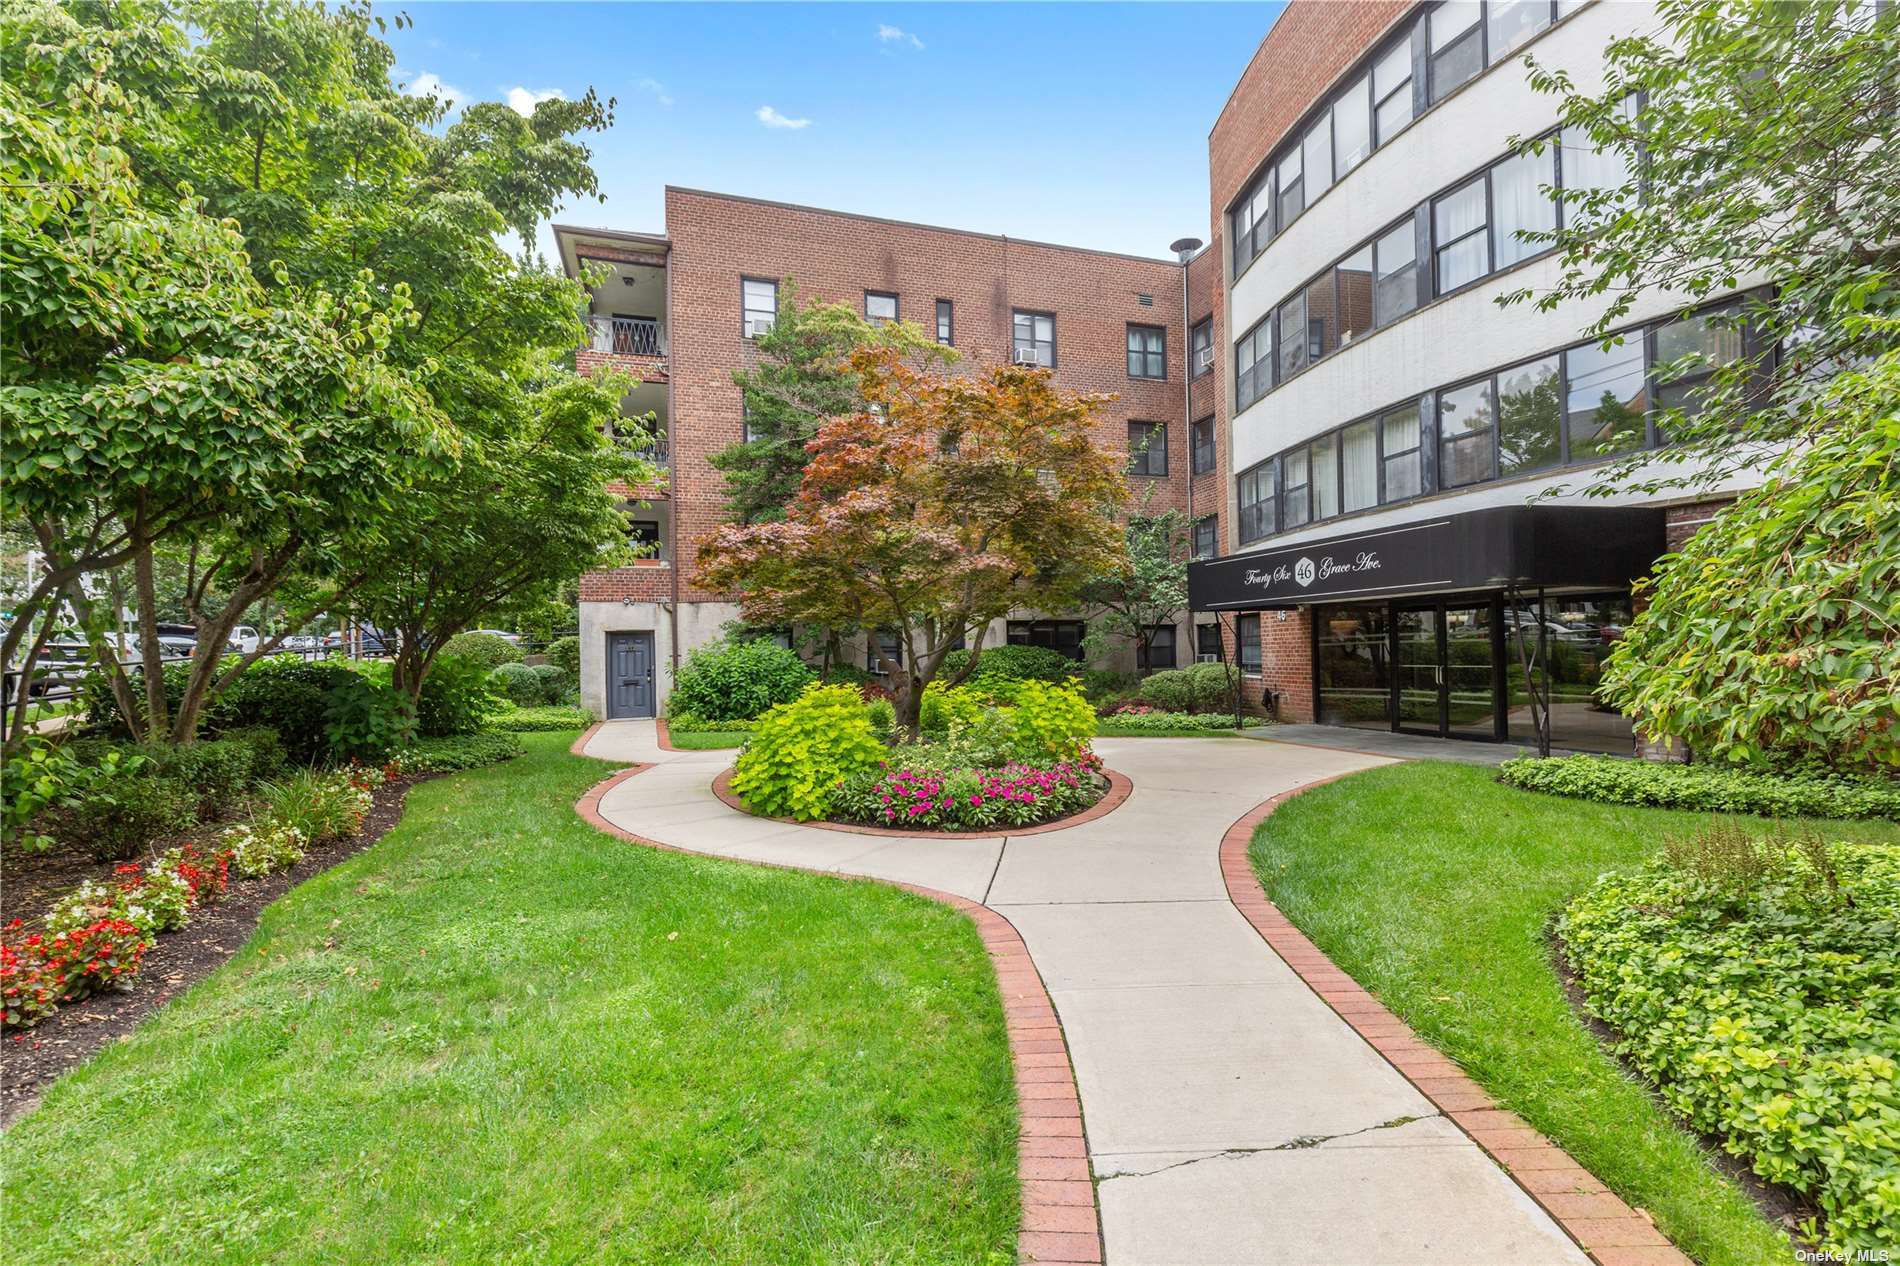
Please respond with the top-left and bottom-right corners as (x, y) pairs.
(695, 346), (1129, 738)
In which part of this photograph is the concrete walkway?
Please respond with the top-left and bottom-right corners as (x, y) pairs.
(582, 721), (1588, 1265)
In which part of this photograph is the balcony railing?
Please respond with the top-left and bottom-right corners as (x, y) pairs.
(589, 314), (666, 358)
(632, 438), (669, 467)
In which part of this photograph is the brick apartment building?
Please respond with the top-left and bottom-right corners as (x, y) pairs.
(563, 0), (1763, 751)
(555, 189), (1222, 719)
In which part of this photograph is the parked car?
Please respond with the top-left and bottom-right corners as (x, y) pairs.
(466, 628), (521, 644)
(227, 625), (262, 654)
(284, 633), (322, 652)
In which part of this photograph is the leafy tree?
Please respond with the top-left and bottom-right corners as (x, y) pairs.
(1599, 341), (1900, 770)
(709, 281), (944, 524)
(1506, 0), (1900, 496)
(1080, 510), (1191, 675)
(696, 348), (1129, 739)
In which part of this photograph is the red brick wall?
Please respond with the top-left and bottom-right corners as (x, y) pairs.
(661, 187), (1190, 603)
(577, 561), (672, 603)
(1208, 1), (1414, 220)
(1664, 499), (1732, 552)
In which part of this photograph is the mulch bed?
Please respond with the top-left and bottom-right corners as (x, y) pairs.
(1, 776), (422, 1127)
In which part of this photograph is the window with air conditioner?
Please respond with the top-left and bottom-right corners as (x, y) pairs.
(1190, 318), (1213, 377)
(741, 277), (777, 337)
(1012, 310), (1055, 367)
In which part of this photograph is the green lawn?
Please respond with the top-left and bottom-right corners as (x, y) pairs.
(664, 729), (749, 750)
(2, 732), (1018, 1264)
(1249, 761), (1900, 1266)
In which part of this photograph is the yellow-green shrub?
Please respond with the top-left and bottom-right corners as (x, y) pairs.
(732, 683), (885, 821)
(1007, 680), (1095, 759)
(920, 682), (987, 735)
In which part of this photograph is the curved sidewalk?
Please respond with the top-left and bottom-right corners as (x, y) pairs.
(580, 721), (1593, 1265)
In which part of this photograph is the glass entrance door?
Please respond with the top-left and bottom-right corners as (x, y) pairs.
(1395, 606), (1442, 734)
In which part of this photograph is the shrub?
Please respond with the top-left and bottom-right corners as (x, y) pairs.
(417, 654), (501, 737)
(820, 664), (873, 689)
(60, 767), (197, 861)
(439, 631), (524, 671)
(256, 768), (375, 845)
(919, 682), (987, 735)
(221, 820), (308, 878)
(389, 732), (524, 776)
(1095, 711), (1240, 734)
(833, 752), (1106, 831)
(4, 736), (107, 853)
(1, 918), (150, 1029)
(217, 656), (358, 764)
(529, 663), (570, 700)
(669, 638), (816, 723)
(731, 683), (884, 821)
(1079, 669), (1138, 706)
(544, 634), (581, 677)
(80, 659), (213, 739)
(137, 738), (255, 820)
(1137, 663), (1236, 714)
(486, 705), (592, 732)
(321, 671), (414, 763)
(489, 661), (545, 707)
(1007, 680), (1096, 760)
(1559, 837), (1900, 1253)
(863, 697), (896, 739)
(943, 644), (1074, 685)
(1499, 755), (1900, 821)
(666, 712), (757, 735)
(223, 727), (287, 783)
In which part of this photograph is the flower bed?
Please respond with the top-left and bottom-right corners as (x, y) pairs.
(1559, 828), (1900, 1253)
(1500, 754), (1900, 821)
(833, 752), (1107, 830)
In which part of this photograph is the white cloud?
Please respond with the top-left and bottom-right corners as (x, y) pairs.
(877, 23), (924, 49)
(400, 70), (467, 112)
(755, 105), (810, 130)
(636, 77), (674, 108)
(505, 85), (566, 116)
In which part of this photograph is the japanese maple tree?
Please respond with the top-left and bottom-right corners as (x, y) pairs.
(696, 347), (1129, 739)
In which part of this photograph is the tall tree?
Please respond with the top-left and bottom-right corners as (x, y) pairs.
(696, 348), (1128, 739)
(709, 281), (944, 524)
(1080, 510), (1191, 675)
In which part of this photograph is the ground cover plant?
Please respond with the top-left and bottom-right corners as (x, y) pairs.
(1560, 826), (1900, 1253)
(1093, 711), (1244, 737)
(1248, 761), (1900, 1266)
(0, 733), (1019, 1264)
(1500, 755), (1900, 821)
(487, 704), (594, 733)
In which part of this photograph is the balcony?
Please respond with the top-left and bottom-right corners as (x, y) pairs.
(633, 438), (669, 467)
(589, 314), (667, 359)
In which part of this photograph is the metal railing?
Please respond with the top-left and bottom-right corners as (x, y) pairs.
(590, 314), (666, 358)
(632, 438), (669, 466)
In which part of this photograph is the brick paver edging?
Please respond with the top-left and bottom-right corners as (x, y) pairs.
(1219, 776), (1691, 1266)
(706, 766), (1134, 840)
(574, 759), (1104, 1264)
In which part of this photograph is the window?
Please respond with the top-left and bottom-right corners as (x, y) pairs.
(865, 291), (898, 325)
(1138, 625), (1177, 673)
(1277, 291), (1307, 380)
(1304, 275), (1338, 361)
(1335, 244), (1375, 347)
(1335, 73), (1372, 175)
(1012, 310), (1056, 367)
(741, 398), (764, 444)
(867, 629), (903, 673)
(1310, 432), (1339, 521)
(1237, 460), (1275, 543)
(1007, 619), (1085, 661)
(1283, 446), (1312, 529)
(1276, 147), (1304, 228)
(1653, 305), (1746, 421)
(1488, 0), (1552, 57)
(1190, 318), (1213, 377)
(1235, 320), (1271, 412)
(1496, 354), (1561, 475)
(626, 519), (661, 549)
(1430, 2), (1485, 101)
(1127, 420), (1168, 476)
(1372, 34), (1414, 144)
(1193, 514), (1217, 559)
(1196, 622), (1223, 663)
(741, 277), (778, 336)
(1564, 338), (1647, 459)
(1490, 148), (1556, 269)
(1438, 377), (1497, 487)
(1302, 110), (1334, 205)
(935, 298), (954, 345)
(1373, 220), (1420, 327)
(1127, 324), (1166, 379)
(1191, 416), (1216, 474)
(1237, 614), (1261, 672)
(1380, 402), (1423, 501)
(1433, 176), (1489, 293)
(1561, 96), (1637, 224)
(1232, 175), (1274, 276)
(1341, 418), (1379, 513)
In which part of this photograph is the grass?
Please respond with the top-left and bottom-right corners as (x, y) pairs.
(2, 732), (1018, 1264)
(1248, 761), (1900, 1266)
(664, 729), (749, 750)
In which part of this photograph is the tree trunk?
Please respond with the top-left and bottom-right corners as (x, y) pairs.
(891, 674), (924, 743)
(131, 530), (168, 741)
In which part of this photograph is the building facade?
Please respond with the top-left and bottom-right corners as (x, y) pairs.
(557, 190), (1218, 719)
(562, 1), (1760, 749)
(1192, 0), (1759, 754)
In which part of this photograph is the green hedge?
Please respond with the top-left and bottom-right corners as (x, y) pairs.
(668, 639), (814, 723)
(943, 644), (1074, 684)
(1499, 755), (1900, 821)
(1560, 839), (1900, 1253)
(487, 705), (593, 733)
(1095, 712), (1240, 734)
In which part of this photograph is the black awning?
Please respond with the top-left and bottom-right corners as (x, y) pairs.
(1188, 506), (1666, 610)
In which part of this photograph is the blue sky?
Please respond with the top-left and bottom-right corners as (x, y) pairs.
(384, 2), (1285, 261)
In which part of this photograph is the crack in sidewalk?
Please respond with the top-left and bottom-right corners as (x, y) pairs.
(1093, 1113), (1441, 1183)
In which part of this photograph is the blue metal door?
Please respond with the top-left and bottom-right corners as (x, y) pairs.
(607, 632), (655, 719)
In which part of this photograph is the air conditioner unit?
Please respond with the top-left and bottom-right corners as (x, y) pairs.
(1013, 348), (1044, 366)
(1195, 347), (1214, 374)
(1197, 653), (1222, 663)
(745, 317), (775, 338)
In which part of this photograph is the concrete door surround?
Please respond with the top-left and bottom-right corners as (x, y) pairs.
(572, 722), (1687, 1266)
